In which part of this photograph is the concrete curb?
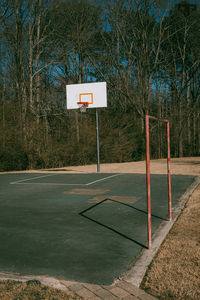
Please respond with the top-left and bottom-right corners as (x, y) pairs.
(122, 176), (200, 287)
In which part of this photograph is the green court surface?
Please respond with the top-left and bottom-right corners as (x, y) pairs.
(0, 173), (195, 285)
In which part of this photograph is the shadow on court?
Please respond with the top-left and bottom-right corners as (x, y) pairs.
(80, 198), (168, 249)
(0, 173), (195, 285)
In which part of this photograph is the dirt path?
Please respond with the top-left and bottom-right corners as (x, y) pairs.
(2, 157), (200, 175)
(62, 157), (200, 175)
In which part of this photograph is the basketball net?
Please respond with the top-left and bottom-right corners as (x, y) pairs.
(77, 102), (89, 113)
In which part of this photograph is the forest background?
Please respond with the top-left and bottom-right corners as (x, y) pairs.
(0, 0), (200, 171)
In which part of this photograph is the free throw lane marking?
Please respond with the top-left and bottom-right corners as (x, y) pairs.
(10, 174), (58, 184)
(10, 183), (85, 186)
(86, 174), (122, 186)
(10, 173), (122, 186)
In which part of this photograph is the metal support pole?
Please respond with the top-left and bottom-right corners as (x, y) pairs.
(167, 121), (172, 221)
(96, 109), (100, 173)
(145, 115), (152, 249)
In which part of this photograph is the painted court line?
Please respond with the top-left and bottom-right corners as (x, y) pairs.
(86, 174), (122, 186)
(11, 183), (85, 186)
(10, 173), (122, 186)
(10, 174), (58, 184)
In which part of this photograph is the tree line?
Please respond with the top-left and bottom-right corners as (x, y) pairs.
(0, 0), (200, 171)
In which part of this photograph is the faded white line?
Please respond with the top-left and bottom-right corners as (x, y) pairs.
(10, 173), (123, 186)
(11, 183), (85, 186)
(10, 174), (58, 184)
(86, 174), (122, 186)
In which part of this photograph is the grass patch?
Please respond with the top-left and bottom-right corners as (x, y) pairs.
(141, 185), (200, 299)
(0, 280), (82, 300)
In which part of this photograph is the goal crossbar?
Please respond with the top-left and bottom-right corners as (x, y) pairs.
(145, 115), (172, 250)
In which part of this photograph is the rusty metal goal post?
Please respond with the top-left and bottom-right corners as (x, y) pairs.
(145, 115), (172, 249)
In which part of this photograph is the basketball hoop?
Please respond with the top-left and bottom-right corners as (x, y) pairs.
(66, 82), (107, 173)
(77, 102), (89, 113)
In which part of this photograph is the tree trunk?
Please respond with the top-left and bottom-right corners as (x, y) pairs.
(35, 0), (42, 122)
(1, 56), (7, 150)
(29, 22), (34, 112)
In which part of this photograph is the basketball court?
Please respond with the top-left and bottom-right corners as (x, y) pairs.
(0, 83), (197, 286)
(0, 172), (195, 285)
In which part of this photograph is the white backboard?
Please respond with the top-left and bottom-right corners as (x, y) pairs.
(66, 82), (107, 109)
